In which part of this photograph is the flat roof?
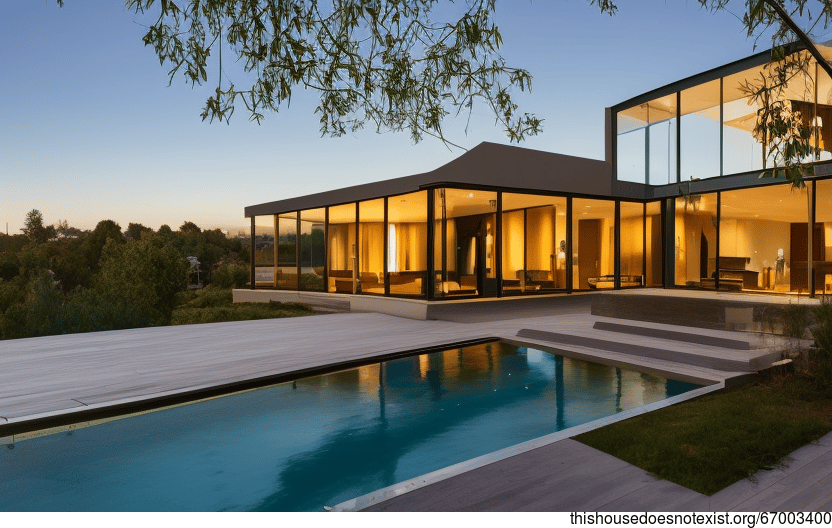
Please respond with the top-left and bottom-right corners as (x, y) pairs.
(245, 142), (613, 217)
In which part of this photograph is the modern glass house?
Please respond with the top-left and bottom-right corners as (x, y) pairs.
(244, 44), (832, 301)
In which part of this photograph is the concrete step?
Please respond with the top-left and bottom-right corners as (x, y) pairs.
(592, 321), (751, 350)
(516, 329), (755, 372)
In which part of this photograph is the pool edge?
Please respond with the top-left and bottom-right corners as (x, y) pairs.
(331, 381), (726, 512)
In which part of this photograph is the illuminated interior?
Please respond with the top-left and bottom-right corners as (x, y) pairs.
(572, 198), (615, 290)
(387, 191), (428, 297)
(244, 47), (832, 300)
(434, 188), (498, 298)
(719, 184), (809, 293)
(327, 203), (356, 294)
(501, 193), (567, 294)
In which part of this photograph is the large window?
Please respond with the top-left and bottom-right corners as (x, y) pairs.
(434, 188), (498, 298)
(617, 53), (830, 183)
(815, 180), (832, 294)
(674, 193), (716, 287)
(327, 203), (356, 293)
(617, 111), (647, 184)
(645, 201), (663, 287)
(617, 95), (677, 185)
(501, 193), (567, 294)
(572, 199), (615, 290)
(251, 216), (276, 286)
(680, 80), (721, 180)
(358, 199), (385, 295)
(620, 201), (644, 287)
(299, 209), (325, 291)
(720, 184), (808, 292)
(276, 213), (298, 290)
(387, 191), (428, 297)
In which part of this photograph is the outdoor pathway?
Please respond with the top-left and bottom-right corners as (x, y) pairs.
(358, 431), (832, 511)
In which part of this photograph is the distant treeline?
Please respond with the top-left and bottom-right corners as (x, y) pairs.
(0, 211), (250, 340)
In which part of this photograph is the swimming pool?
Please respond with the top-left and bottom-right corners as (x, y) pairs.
(0, 341), (702, 511)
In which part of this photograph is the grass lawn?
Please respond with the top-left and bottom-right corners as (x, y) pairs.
(575, 374), (832, 495)
(171, 287), (315, 325)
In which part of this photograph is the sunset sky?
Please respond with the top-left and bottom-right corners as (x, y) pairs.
(0, 1), (807, 235)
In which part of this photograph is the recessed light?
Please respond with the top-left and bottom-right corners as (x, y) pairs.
(468, 192), (474, 198)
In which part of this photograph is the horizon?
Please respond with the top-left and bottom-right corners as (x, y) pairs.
(0, 1), (802, 235)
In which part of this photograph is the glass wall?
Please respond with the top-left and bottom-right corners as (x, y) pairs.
(616, 110), (646, 184)
(674, 193), (717, 287)
(358, 198), (385, 295)
(299, 208), (325, 291)
(680, 79), (721, 180)
(816, 65), (832, 162)
(327, 203), (356, 293)
(648, 94), (678, 186)
(616, 94), (677, 185)
(617, 53), (830, 183)
(620, 201), (644, 287)
(723, 66), (767, 174)
(387, 191), (428, 297)
(572, 199), (615, 290)
(816, 180), (832, 294)
(720, 184), (808, 292)
(434, 188), (498, 298)
(645, 201), (663, 287)
(251, 216), (276, 286)
(501, 193), (567, 294)
(276, 212), (298, 290)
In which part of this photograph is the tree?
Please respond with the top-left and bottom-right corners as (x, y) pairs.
(126, 222), (153, 240)
(81, 219), (125, 272)
(21, 209), (55, 244)
(179, 221), (202, 235)
(86, 0), (607, 147)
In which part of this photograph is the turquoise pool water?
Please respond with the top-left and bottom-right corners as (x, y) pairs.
(0, 341), (701, 511)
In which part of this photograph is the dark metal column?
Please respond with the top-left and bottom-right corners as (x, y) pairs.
(566, 196), (573, 294)
(716, 193), (721, 291)
(664, 198), (675, 287)
(811, 180), (817, 297)
(250, 216), (255, 290)
(496, 191), (503, 298)
(383, 197), (390, 296)
(614, 200), (621, 289)
(426, 189), (436, 300)
(323, 208), (329, 292)
(642, 202), (647, 287)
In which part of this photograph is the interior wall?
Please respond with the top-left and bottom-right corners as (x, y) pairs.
(620, 215), (643, 276)
(645, 213), (662, 286)
(600, 218), (613, 276)
(502, 210), (524, 278)
(526, 206), (556, 271)
(720, 218), (791, 273)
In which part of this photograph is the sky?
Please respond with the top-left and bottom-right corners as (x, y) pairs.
(1, 0), (817, 235)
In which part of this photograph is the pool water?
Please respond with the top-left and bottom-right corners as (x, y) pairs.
(0, 341), (701, 511)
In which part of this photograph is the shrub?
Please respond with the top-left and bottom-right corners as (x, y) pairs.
(811, 300), (832, 393)
(211, 264), (249, 289)
(783, 302), (811, 339)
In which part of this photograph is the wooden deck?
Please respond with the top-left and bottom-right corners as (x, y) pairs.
(0, 293), (825, 512)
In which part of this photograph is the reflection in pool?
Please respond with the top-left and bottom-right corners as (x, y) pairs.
(0, 341), (701, 511)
